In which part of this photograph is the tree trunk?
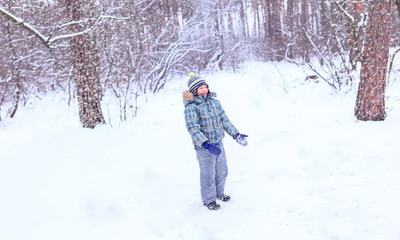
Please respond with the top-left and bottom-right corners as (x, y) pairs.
(65, 0), (105, 128)
(239, 0), (248, 38)
(271, 0), (284, 61)
(251, 0), (259, 38)
(319, 0), (329, 39)
(396, 0), (400, 16)
(300, 0), (310, 62)
(354, 0), (392, 121)
(286, 0), (295, 59)
(6, 21), (21, 119)
(4, 2), (22, 119)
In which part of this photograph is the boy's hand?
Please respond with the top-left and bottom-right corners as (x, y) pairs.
(234, 133), (248, 146)
(202, 141), (222, 155)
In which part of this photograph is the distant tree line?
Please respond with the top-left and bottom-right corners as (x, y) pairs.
(1, 0), (400, 126)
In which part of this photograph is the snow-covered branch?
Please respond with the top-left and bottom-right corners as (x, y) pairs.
(0, 6), (132, 50)
(55, 15), (130, 30)
(0, 6), (52, 49)
(100, 15), (131, 21)
(48, 26), (94, 44)
(57, 20), (86, 30)
(333, 0), (355, 23)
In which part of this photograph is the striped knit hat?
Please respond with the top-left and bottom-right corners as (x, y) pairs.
(188, 72), (208, 96)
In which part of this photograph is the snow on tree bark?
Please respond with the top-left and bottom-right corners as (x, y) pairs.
(65, 0), (105, 128)
(355, 0), (392, 121)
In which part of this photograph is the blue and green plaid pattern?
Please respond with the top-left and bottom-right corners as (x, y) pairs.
(184, 94), (238, 146)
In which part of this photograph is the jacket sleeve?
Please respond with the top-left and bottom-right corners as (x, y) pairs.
(215, 99), (239, 137)
(184, 104), (208, 146)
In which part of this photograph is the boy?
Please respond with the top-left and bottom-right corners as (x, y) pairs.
(183, 73), (248, 210)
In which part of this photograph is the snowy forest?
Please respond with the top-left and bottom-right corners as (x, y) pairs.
(1, 0), (400, 126)
(3, 1), (400, 239)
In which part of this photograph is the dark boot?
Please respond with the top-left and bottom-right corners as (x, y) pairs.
(203, 201), (221, 210)
(218, 194), (231, 202)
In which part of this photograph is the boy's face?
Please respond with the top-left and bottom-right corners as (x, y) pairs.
(197, 85), (208, 96)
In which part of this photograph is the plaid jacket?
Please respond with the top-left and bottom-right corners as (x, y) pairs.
(183, 90), (239, 146)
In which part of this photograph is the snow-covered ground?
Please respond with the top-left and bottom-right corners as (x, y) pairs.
(1, 61), (400, 240)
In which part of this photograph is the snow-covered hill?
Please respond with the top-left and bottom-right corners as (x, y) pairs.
(1, 61), (400, 240)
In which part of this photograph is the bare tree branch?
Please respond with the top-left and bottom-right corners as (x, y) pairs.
(0, 6), (132, 50)
(0, 6), (52, 49)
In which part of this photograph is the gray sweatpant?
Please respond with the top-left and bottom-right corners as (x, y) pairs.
(194, 141), (228, 204)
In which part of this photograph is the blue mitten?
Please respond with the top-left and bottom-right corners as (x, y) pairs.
(234, 133), (248, 146)
(202, 141), (222, 155)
